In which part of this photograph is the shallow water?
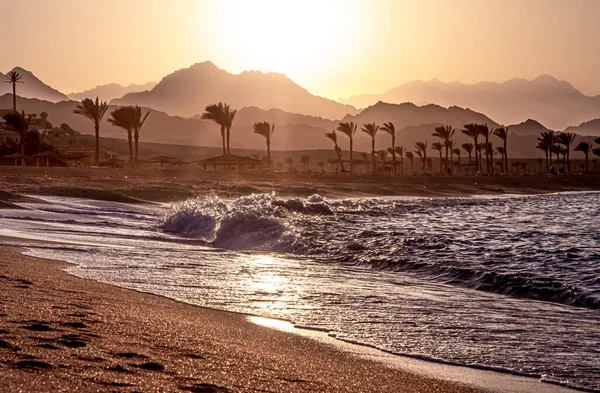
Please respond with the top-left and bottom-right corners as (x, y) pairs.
(0, 192), (599, 391)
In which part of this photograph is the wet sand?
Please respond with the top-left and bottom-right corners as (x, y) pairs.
(0, 241), (483, 393)
(1, 166), (600, 202)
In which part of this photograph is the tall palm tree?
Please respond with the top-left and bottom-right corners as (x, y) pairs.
(557, 132), (577, 172)
(132, 106), (150, 164)
(225, 104), (237, 154)
(381, 122), (397, 171)
(201, 102), (228, 155)
(433, 125), (455, 169)
(376, 150), (387, 170)
(108, 106), (137, 164)
(478, 124), (492, 173)
(575, 141), (593, 173)
(4, 71), (23, 113)
(405, 151), (415, 171)
(37, 112), (50, 167)
(431, 141), (443, 171)
(415, 141), (428, 170)
(325, 130), (344, 171)
(539, 130), (555, 168)
(73, 97), (108, 165)
(492, 126), (509, 173)
(361, 123), (379, 173)
(536, 140), (550, 171)
(2, 111), (31, 166)
(393, 146), (405, 174)
(254, 122), (275, 168)
(337, 122), (358, 172)
(461, 142), (474, 162)
(462, 124), (479, 168)
(453, 148), (461, 165)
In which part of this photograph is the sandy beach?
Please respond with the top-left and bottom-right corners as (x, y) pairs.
(1, 166), (600, 203)
(0, 239), (487, 393)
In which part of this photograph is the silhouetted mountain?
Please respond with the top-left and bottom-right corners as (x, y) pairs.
(508, 119), (552, 135)
(564, 119), (600, 137)
(0, 67), (68, 102)
(111, 61), (357, 119)
(68, 82), (157, 102)
(342, 76), (600, 130)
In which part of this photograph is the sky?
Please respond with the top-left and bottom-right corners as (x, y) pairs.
(2, 0), (600, 99)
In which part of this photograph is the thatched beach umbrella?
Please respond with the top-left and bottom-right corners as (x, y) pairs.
(3, 152), (26, 166)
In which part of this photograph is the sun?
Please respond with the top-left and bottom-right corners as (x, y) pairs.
(204, 0), (363, 83)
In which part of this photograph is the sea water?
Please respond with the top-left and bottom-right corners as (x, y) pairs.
(0, 192), (598, 391)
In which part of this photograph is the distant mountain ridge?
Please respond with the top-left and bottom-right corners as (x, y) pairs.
(342, 75), (600, 130)
(68, 82), (157, 102)
(0, 67), (69, 102)
(111, 61), (357, 120)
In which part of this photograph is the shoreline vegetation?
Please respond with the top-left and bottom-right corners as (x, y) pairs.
(0, 241), (485, 393)
(1, 167), (600, 204)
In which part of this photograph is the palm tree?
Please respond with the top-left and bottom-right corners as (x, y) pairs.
(225, 105), (237, 154)
(433, 125), (455, 170)
(108, 106), (137, 164)
(536, 140), (550, 171)
(361, 123), (379, 173)
(201, 102), (228, 155)
(337, 122), (358, 172)
(557, 132), (577, 172)
(453, 148), (461, 166)
(300, 154), (311, 168)
(462, 124), (479, 169)
(2, 111), (31, 166)
(405, 151), (415, 171)
(36, 112), (50, 167)
(132, 106), (150, 164)
(325, 130), (344, 171)
(592, 147), (600, 164)
(381, 122), (397, 171)
(393, 146), (405, 174)
(461, 142), (474, 162)
(431, 141), (443, 171)
(575, 141), (593, 173)
(73, 97), (108, 165)
(377, 150), (388, 171)
(539, 131), (555, 169)
(492, 126), (509, 173)
(254, 122), (275, 168)
(4, 71), (23, 113)
(478, 124), (492, 173)
(415, 141), (428, 170)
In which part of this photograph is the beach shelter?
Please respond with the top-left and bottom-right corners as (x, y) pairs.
(149, 155), (177, 169)
(199, 154), (260, 171)
(3, 152), (26, 166)
(34, 151), (62, 167)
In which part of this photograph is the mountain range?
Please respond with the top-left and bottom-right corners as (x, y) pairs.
(341, 76), (600, 130)
(111, 61), (357, 119)
(68, 82), (157, 102)
(1, 67), (69, 102)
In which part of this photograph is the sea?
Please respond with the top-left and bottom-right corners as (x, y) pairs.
(0, 191), (598, 391)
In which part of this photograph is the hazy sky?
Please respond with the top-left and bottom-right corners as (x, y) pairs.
(2, 0), (600, 99)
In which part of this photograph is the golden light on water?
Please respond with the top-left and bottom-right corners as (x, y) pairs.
(248, 316), (295, 331)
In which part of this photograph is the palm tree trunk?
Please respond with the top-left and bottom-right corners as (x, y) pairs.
(221, 127), (226, 155)
(567, 149), (571, 172)
(226, 127), (231, 154)
(503, 139), (508, 173)
(371, 138), (375, 174)
(350, 138), (354, 173)
(266, 140), (271, 169)
(12, 84), (17, 113)
(134, 132), (139, 168)
(95, 123), (100, 165)
(128, 132), (133, 167)
(391, 135), (396, 173)
(20, 133), (25, 166)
